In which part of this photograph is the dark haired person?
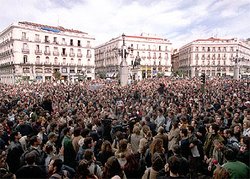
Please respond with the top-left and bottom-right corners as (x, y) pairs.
(222, 149), (249, 179)
(48, 158), (69, 179)
(16, 151), (46, 178)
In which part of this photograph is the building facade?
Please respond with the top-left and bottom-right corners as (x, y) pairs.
(0, 22), (95, 84)
(95, 33), (172, 80)
(171, 49), (179, 74)
(178, 37), (250, 78)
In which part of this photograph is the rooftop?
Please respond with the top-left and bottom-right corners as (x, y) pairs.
(18, 21), (87, 34)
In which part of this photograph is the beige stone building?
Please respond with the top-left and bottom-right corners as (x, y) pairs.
(178, 37), (250, 78)
(0, 22), (95, 84)
(95, 33), (172, 80)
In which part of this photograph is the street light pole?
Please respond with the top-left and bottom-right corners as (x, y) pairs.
(234, 49), (240, 80)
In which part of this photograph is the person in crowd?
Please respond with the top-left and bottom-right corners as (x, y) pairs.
(48, 157), (69, 179)
(142, 152), (165, 179)
(76, 136), (94, 161)
(96, 140), (114, 166)
(222, 149), (249, 179)
(84, 149), (103, 178)
(16, 151), (46, 178)
(129, 125), (143, 154)
(167, 121), (180, 156)
(6, 131), (24, 173)
(62, 127), (76, 169)
(102, 156), (127, 179)
(75, 159), (98, 179)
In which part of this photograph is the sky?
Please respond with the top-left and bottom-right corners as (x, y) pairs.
(0, 0), (250, 48)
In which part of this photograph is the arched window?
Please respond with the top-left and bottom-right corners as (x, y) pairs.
(36, 56), (40, 64)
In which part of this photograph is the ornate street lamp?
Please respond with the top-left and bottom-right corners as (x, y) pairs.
(113, 33), (133, 86)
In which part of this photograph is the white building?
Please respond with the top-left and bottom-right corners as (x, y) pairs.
(95, 33), (172, 80)
(178, 37), (250, 78)
(0, 21), (95, 84)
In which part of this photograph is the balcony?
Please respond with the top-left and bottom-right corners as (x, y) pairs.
(61, 52), (67, 57)
(45, 40), (50, 43)
(35, 50), (42, 55)
(77, 53), (82, 58)
(69, 53), (75, 57)
(53, 51), (59, 56)
(22, 48), (30, 54)
(44, 51), (51, 55)
(86, 54), (92, 58)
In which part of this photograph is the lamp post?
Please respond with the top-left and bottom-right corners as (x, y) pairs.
(114, 33), (133, 86)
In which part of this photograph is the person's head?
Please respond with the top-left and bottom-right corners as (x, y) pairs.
(151, 152), (164, 171)
(48, 132), (57, 142)
(223, 129), (232, 138)
(84, 149), (94, 162)
(0, 149), (7, 168)
(76, 159), (91, 179)
(9, 131), (21, 142)
(25, 151), (36, 165)
(29, 135), (41, 147)
(157, 126), (164, 134)
(84, 136), (93, 148)
(213, 166), (230, 179)
(167, 156), (180, 176)
(209, 123), (219, 134)
(180, 128), (188, 138)
(187, 125), (194, 134)
(172, 144), (181, 155)
(118, 139), (128, 153)
(191, 120), (197, 127)
(101, 140), (112, 153)
(48, 157), (63, 174)
(224, 149), (236, 161)
(103, 156), (123, 178)
(45, 144), (54, 155)
(213, 139), (224, 150)
(243, 120), (250, 130)
(132, 126), (140, 135)
(150, 138), (164, 156)
(73, 127), (81, 137)
(63, 127), (71, 136)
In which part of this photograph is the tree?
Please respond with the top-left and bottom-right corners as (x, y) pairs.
(53, 70), (61, 81)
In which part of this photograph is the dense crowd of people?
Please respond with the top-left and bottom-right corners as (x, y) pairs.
(0, 77), (249, 179)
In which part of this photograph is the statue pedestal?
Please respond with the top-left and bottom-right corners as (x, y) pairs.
(120, 59), (129, 86)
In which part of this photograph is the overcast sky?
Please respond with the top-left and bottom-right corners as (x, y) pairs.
(1, 0), (250, 48)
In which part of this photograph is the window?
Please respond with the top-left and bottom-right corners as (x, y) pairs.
(45, 36), (49, 43)
(54, 57), (58, 64)
(62, 38), (66, 45)
(77, 49), (81, 53)
(23, 55), (28, 63)
(54, 47), (58, 51)
(63, 58), (66, 65)
(45, 46), (50, 52)
(23, 43), (28, 49)
(230, 47), (234, 52)
(53, 37), (57, 44)
(45, 57), (50, 64)
(202, 47), (205, 52)
(87, 41), (90, 47)
(62, 48), (66, 55)
(77, 40), (81, 47)
(218, 47), (221, 52)
(36, 45), (40, 51)
(223, 47), (226, 52)
(196, 47), (199, 51)
(36, 56), (40, 64)
(70, 48), (74, 53)
(159, 46), (161, 51)
(22, 32), (26, 39)
(212, 47), (215, 52)
(208, 47), (210, 52)
(70, 39), (73, 46)
(35, 34), (40, 41)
